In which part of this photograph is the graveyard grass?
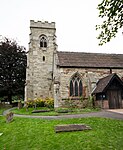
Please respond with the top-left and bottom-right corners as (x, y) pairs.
(0, 107), (11, 115)
(0, 105), (12, 115)
(0, 108), (6, 115)
(0, 116), (123, 150)
(10, 107), (100, 116)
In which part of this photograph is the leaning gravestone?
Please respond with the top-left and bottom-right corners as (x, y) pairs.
(6, 112), (14, 123)
(55, 124), (92, 133)
(18, 102), (22, 109)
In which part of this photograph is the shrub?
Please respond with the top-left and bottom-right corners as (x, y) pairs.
(34, 98), (45, 107)
(63, 98), (77, 109)
(25, 100), (34, 107)
(44, 97), (54, 108)
(12, 95), (24, 102)
(61, 96), (95, 109)
(85, 96), (94, 108)
(25, 97), (54, 108)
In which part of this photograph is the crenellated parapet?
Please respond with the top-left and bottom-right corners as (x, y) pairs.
(30, 20), (55, 29)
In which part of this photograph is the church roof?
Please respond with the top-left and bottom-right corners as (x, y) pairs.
(57, 51), (123, 68)
(92, 73), (123, 94)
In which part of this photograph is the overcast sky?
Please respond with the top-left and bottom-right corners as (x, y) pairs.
(0, 0), (123, 54)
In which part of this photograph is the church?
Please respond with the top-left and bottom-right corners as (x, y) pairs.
(25, 20), (123, 109)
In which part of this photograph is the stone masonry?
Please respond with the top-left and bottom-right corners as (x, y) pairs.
(55, 67), (123, 107)
(25, 20), (57, 101)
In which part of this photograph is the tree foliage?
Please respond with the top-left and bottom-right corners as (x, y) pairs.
(96, 0), (123, 45)
(0, 37), (27, 103)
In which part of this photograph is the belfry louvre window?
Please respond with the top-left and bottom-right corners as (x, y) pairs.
(40, 35), (47, 48)
(70, 74), (82, 97)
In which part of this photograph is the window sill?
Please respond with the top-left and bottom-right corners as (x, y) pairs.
(40, 47), (47, 51)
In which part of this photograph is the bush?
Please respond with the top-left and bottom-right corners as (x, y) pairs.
(63, 98), (77, 108)
(86, 96), (94, 108)
(44, 97), (54, 108)
(61, 96), (95, 109)
(34, 98), (45, 107)
(25, 97), (54, 108)
(12, 95), (24, 102)
(25, 99), (34, 107)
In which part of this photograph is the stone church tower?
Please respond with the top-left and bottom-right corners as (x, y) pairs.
(25, 20), (57, 100)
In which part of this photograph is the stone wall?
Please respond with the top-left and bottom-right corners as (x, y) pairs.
(55, 67), (123, 107)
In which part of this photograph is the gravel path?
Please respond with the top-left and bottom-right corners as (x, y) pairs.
(2, 108), (123, 120)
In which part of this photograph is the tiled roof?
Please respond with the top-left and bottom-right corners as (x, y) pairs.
(57, 51), (123, 68)
(92, 73), (123, 94)
(92, 73), (115, 94)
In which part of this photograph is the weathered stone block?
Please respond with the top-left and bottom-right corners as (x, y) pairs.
(32, 109), (50, 113)
(55, 124), (92, 133)
(6, 112), (14, 123)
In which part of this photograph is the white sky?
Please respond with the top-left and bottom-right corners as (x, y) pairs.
(0, 0), (123, 54)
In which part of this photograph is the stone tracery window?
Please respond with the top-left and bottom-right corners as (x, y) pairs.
(70, 73), (83, 97)
(40, 35), (47, 48)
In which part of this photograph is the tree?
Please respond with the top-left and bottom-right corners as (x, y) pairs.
(96, 0), (123, 45)
(0, 37), (27, 104)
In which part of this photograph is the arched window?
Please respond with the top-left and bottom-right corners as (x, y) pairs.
(40, 35), (47, 48)
(70, 73), (83, 97)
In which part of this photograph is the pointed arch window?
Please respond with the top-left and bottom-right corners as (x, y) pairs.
(40, 35), (47, 48)
(70, 74), (83, 97)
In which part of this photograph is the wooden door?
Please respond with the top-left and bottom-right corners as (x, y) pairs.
(108, 90), (121, 109)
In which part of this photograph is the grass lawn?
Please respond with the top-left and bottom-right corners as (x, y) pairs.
(0, 108), (7, 115)
(0, 116), (123, 150)
(0, 105), (12, 115)
(10, 107), (100, 116)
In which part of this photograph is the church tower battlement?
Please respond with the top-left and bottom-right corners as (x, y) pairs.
(25, 20), (57, 100)
(30, 20), (55, 29)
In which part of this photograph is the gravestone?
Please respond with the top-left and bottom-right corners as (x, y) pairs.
(18, 102), (22, 109)
(6, 112), (14, 123)
(32, 109), (50, 113)
(55, 124), (92, 133)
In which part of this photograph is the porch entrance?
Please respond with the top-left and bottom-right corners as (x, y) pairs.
(92, 73), (123, 109)
(108, 90), (121, 109)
